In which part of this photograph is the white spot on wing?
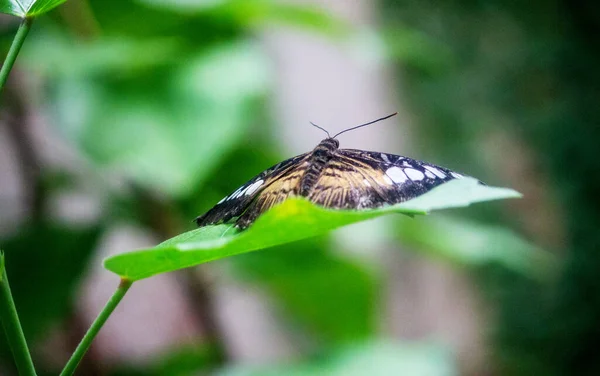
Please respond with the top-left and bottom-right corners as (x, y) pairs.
(386, 166), (408, 184)
(380, 153), (390, 163)
(228, 186), (245, 200)
(424, 170), (436, 179)
(451, 172), (464, 179)
(217, 196), (227, 204)
(404, 168), (425, 181)
(362, 179), (371, 187)
(424, 165), (446, 178)
(244, 179), (264, 196)
(383, 175), (393, 185)
(238, 186), (252, 198)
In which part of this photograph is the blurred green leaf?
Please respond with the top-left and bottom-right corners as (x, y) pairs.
(216, 340), (457, 376)
(151, 345), (219, 376)
(24, 34), (183, 77)
(397, 215), (555, 279)
(232, 238), (376, 343)
(44, 40), (269, 196)
(242, 1), (349, 35)
(0, 0), (66, 17)
(111, 344), (219, 376)
(136, 0), (350, 36)
(135, 0), (227, 12)
(382, 26), (456, 76)
(0, 223), (102, 347)
(104, 178), (521, 280)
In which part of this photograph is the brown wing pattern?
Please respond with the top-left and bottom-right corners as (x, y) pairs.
(235, 161), (309, 228)
(308, 149), (459, 209)
(195, 153), (309, 227)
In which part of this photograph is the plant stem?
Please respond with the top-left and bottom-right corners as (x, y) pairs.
(60, 279), (133, 376)
(0, 17), (34, 94)
(0, 252), (37, 376)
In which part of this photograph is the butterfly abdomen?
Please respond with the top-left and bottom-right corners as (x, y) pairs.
(299, 138), (340, 196)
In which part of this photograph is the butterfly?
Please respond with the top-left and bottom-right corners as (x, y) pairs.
(195, 113), (468, 229)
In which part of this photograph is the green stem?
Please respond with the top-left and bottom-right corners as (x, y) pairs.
(60, 279), (133, 376)
(0, 17), (34, 94)
(0, 252), (37, 376)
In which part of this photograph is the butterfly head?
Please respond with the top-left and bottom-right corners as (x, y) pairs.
(313, 137), (340, 156)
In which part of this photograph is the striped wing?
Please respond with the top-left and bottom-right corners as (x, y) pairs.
(308, 149), (462, 209)
(235, 158), (310, 229)
(195, 153), (309, 228)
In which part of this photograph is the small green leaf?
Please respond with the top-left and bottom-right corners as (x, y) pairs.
(0, 0), (66, 17)
(104, 178), (521, 281)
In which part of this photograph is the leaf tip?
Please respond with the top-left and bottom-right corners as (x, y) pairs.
(512, 190), (524, 199)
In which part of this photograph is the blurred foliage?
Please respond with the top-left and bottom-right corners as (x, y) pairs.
(0, 223), (102, 361)
(230, 237), (377, 344)
(0, 0), (590, 374)
(216, 341), (456, 376)
(23, 29), (270, 197)
(109, 340), (456, 376)
(383, 0), (600, 375)
(396, 214), (554, 279)
(110, 344), (219, 376)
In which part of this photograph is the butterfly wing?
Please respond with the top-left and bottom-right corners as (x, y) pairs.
(197, 147), (469, 229)
(195, 153), (309, 227)
(307, 149), (463, 209)
(234, 157), (311, 229)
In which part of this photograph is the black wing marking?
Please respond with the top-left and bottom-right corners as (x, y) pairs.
(195, 153), (309, 227)
(307, 149), (463, 209)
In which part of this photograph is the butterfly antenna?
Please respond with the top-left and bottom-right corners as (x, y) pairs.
(310, 121), (331, 138)
(332, 112), (398, 139)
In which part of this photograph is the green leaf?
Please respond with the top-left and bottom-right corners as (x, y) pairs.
(216, 340), (457, 376)
(0, 0), (66, 17)
(104, 178), (521, 281)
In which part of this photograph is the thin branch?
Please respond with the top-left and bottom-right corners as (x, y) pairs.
(60, 279), (133, 376)
(0, 17), (33, 94)
(0, 251), (37, 376)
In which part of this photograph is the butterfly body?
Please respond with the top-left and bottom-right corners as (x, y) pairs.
(299, 138), (339, 196)
(196, 137), (465, 229)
